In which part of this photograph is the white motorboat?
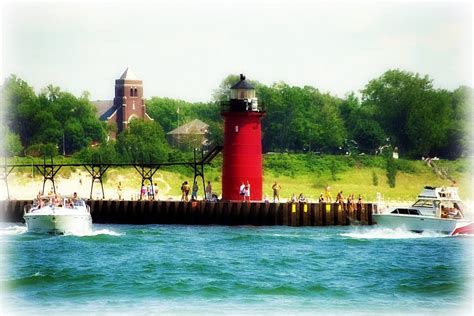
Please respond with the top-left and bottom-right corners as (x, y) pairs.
(373, 186), (473, 235)
(24, 196), (92, 235)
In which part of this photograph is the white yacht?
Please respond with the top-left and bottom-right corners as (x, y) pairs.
(24, 195), (92, 235)
(373, 186), (473, 235)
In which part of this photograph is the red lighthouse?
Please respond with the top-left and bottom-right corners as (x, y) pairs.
(221, 74), (265, 201)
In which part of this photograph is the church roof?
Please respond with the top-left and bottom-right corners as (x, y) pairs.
(92, 100), (115, 120)
(167, 119), (209, 135)
(119, 66), (138, 80)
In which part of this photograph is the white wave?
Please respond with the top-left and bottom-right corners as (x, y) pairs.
(67, 228), (123, 237)
(341, 227), (447, 239)
(0, 225), (27, 236)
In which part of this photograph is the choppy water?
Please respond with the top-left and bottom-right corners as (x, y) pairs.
(1, 223), (473, 315)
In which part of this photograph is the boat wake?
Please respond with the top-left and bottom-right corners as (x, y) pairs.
(341, 227), (448, 239)
(0, 224), (27, 236)
(69, 228), (123, 237)
(75, 229), (124, 237)
(0, 224), (122, 237)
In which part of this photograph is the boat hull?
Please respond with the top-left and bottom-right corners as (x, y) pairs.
(24, 212), (92, 235)
(372, 214), (468, 234)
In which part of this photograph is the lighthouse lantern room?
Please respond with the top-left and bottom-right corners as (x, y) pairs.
(221, 74), (265, 201)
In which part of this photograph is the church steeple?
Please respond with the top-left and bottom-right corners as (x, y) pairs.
(114, 67), (149, 134)
(119, 66), (138, 80)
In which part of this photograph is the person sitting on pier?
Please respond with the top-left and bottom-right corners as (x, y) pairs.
(318, 194), (325, 203)
(298, 193), (306, 203)
(290, 193), (297, 203)
(336, 191), (344, 205)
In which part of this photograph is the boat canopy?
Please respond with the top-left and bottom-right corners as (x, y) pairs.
(418, 186), (460, 200)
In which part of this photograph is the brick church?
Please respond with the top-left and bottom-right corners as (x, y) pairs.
(94, 67), (152, 139)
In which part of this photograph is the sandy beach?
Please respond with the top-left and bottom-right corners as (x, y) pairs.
(2, 171), (179, 201)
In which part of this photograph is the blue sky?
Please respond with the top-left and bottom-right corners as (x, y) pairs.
(1, 0), (472, 102)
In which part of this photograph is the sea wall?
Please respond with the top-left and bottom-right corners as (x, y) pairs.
(0, 200), (374, 226)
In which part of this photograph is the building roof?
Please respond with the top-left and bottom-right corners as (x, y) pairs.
(119, 66), (138, 80)
(230, 74), (254, 90)
(92, 100), (115, 120)
(167, 119), (209, 135)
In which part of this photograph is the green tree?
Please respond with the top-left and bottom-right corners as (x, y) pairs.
(212, 74), (260, 102)
(2, 75), (40, 146)
(361, 69), (454, 158)
(147, 97), (222, 149)
(2, 76), (107, 155)
(75, 141), (119, 164)
(339, 93), (386, 154)
(6, 132), (23, 156)
(372, 170), (378, 186)
(440, 86), (473, 158)
(386, 156), (397, 188)
(116, 119), (170, 162)
(259, 82), (346, 153)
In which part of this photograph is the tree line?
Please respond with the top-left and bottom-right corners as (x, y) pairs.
(1, 69), (472, 161)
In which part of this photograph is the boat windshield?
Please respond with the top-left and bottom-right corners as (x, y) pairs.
(73, 200), (85, 207)
(412, 200), (434, 208)
(391, 208), (421, 215)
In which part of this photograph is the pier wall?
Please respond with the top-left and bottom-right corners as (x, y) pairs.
(0, 200), (374, 226)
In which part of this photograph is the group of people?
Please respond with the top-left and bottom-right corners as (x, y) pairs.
(270, 182), (364, 206)
(34, 191), (80, 209)
(117, 180), (366, 205)
(239, 181), (251, 201)
(441, 204), (463, 219)
(138, 182), (159, 201)
(181, 180), (215, 202)
(316, 186), (363, 205)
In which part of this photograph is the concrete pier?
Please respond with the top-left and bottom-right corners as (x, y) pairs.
(0, 200), (374, 226)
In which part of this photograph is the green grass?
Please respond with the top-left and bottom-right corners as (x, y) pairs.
(4, 155), (472, 201)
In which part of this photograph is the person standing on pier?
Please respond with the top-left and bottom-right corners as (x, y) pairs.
(147, 183), (154, 201)
(191, 181), (199, 201)
(324, 186), (332, 202)
(239, 182), (246, 201)
(272, 181), (281, 203)
(181, 181), (190, 202)
(140, 185), (147, 200)
(117, 182), (123, 200)
(244, 180), (251, 202)
(154, 183), (159, 200)
(205, 181), (212, 201)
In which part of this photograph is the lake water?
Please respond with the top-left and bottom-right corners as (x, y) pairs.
(1, 223), (473, 315)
